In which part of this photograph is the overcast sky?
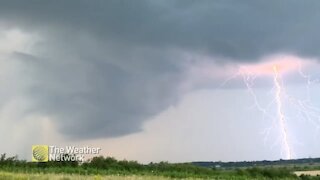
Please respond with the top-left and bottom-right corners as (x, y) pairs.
(0, 0), (320, 163)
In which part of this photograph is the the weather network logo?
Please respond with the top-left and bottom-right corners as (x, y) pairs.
(32, 145), (101, 162)
(32, 145), (49, 162)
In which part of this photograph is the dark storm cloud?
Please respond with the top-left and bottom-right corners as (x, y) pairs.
(2, 0), (320, 59)
(1, 0), (320, 139)
(11, 47), (183, 139)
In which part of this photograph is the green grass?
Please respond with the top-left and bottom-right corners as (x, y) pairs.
(0, 171), (168, 180)
(0, 170), (302, 180)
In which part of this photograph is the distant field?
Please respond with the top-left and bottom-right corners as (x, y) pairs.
(0, 172), (176, 180)
(294, 170), (320, 176)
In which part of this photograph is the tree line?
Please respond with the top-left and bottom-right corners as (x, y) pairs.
(0, 153), (314, 179)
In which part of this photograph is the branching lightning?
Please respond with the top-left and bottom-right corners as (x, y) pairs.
(219, 57), (320, 159)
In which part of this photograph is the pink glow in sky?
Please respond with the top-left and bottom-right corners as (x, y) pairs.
(187, 54), (318, 84)
(239, 55), (315, 76)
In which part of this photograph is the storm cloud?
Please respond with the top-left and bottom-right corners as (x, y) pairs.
(1, 0), (320, 139)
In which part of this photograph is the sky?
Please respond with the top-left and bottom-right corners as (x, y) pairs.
(1, 0), (320, 163)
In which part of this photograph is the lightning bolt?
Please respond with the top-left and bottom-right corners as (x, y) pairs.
(218, 60), (320, 160)
(237, 65), (292, 159)
(273, 65), (292, 159)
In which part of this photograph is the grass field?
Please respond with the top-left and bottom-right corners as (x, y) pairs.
(0, 172), (178, 180)
(0, 171), (304, 180)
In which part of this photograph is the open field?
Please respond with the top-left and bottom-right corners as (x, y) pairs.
(0, 172), (175, 180)
(0, 171), (300, 180)
(294, 170), (320, 176)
